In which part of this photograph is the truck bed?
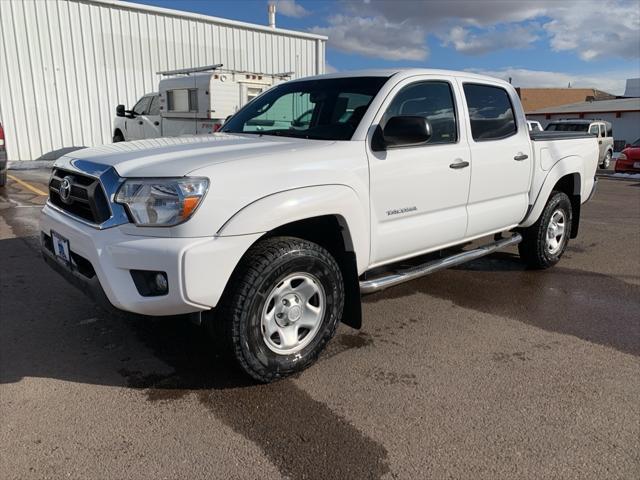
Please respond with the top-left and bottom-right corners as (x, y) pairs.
(530, 131), (593, 141)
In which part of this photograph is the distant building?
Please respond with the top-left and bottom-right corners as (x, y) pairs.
(622, 78), (640, 98)
(527, 97), (640, 150)
(516, 87), (615, 112)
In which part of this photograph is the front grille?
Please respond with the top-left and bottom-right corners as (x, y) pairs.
(49, 168), (111, 224)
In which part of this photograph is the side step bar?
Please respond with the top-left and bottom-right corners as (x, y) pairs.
(360, 233), (522, 294)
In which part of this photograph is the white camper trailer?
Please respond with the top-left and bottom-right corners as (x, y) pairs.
(113, 65), (290, 142)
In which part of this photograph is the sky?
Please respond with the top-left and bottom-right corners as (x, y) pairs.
(127, 0), (640, 95)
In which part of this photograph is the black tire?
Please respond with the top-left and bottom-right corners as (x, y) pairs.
(211, 236), (344, 383)
(600, 150), (611, 169)
(113, 131), (125, 143)
(518, 191), (572, 269)
(0, 170), (6, 187)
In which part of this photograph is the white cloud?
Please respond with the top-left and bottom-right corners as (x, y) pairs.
(329, 0), (639, 60)
(325, 62), (338, 73)
(467, 67), (639, 95)
(442, 25), (539, 55)
(271, 0), (309, 18)
(543, 1), (640, 60)
(310, 15), (429, 61)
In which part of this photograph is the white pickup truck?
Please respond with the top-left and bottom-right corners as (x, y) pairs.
(40, 69), (598, 382)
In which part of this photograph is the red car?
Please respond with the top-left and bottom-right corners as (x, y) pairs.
(615, 138), (640, 174)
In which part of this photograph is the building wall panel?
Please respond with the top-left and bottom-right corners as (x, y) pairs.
(0, 0), (325, 160)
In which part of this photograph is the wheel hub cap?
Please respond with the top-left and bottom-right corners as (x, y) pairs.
(261, 273), (326, 355)
(545, 209), (566, 255)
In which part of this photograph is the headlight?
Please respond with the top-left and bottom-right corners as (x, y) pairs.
(115, 177), (209, 226)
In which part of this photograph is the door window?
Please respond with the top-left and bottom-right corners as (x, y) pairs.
(383, 81), (457, 144)
(463, 84), (517, 141)
(132, 96), (152, 115)
(589, 124), (599, 136)
(148, 96), (160, 116)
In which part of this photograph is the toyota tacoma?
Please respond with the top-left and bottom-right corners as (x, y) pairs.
(40, 69), (599, 382)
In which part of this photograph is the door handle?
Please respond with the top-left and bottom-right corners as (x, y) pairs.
(449, 160), (470, 169)
(514, 153), (528, 161)
(598, 140), (602, 144)
(154, 121), (160, 126)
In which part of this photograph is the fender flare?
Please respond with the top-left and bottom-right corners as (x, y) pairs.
(520, 156), (583, 228)
(217, 184), (370, 273)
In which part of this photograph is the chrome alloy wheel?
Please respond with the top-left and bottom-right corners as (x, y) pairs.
(546, 209), (566, 255)
(261, 272), (326, 355)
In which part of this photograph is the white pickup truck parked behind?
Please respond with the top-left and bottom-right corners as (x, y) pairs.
(41, 69), (598, 382)
(112, 65), (289, 142)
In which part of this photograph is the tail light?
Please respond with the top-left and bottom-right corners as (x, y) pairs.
(0, 123), (5, 150)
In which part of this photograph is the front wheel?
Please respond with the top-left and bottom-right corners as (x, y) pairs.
(518, 191), (572, 269)
(212, 236), (344, 383)
(600, 150), (611, 169)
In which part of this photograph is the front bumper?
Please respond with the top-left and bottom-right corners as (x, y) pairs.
(40, 203), (262, 316)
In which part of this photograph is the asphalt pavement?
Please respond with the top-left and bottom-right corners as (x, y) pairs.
(0, 169), (638, 479)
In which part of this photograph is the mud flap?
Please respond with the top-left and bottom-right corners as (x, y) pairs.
(340, 251), (362, 329)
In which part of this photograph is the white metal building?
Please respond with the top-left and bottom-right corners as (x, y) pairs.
(0, 0), (327, 161)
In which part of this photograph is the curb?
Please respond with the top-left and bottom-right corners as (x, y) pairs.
(596, 173), (640, 182)
(8, 160), (55, 170)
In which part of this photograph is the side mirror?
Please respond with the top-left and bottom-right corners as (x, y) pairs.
(116, 104), (126, 117)
(382, 116), (432, 148)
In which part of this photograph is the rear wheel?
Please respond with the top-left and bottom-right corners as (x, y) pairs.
(518, 191), (572, 269)
(0, 170), (6, 187)
(600, 150), (611, 169)
(211, 236), (344, 383)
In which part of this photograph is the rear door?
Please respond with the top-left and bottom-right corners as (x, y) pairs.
(367, 76), (471, 265)
(459, 81), (532, 237)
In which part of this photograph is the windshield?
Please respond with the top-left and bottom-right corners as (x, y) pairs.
(221, 77), (389, 140)
(545, 123), (589, 132)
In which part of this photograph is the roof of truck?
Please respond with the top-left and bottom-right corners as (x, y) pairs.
(295, 68), (512, 86)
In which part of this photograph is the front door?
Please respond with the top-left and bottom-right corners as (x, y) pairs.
(125, 96), (152, 141)
(368, 77), (471, 266)
(459, 80), (532, 237)
(139, 95), (161, 139)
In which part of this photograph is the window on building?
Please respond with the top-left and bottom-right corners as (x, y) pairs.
(463, 83), (517, 141)
(383, 81), (457, 144)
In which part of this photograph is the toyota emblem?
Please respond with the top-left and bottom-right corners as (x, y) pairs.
(59, 176), (73, 204)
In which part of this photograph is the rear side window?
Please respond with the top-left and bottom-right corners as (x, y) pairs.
(606, 124), (613, 137)
(383, 81), (458, 144)
(463, 84), (517, 141)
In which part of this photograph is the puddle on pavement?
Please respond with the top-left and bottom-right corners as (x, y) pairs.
(365, 253), (640, 357)
(121, 318), (390, 480)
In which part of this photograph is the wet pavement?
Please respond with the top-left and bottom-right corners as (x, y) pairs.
(0, 170), (638, 479)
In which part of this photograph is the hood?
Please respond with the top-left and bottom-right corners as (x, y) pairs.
(58, 134), (334, 177)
